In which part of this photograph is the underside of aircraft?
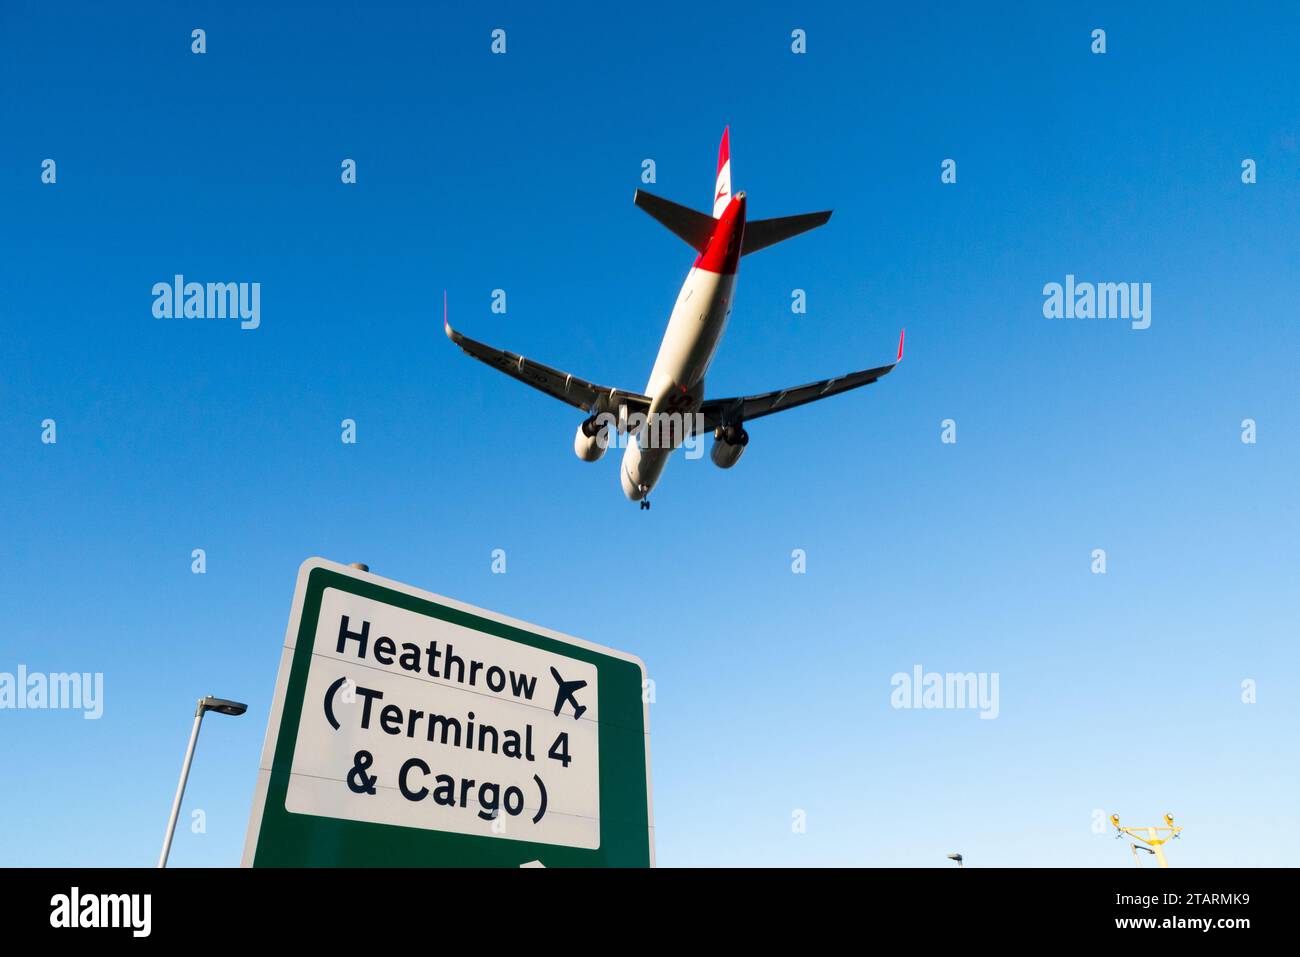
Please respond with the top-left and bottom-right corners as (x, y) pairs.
(445, 128), (903, 505)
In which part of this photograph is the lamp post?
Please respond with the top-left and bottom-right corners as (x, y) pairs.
(158, 695), (247, 868)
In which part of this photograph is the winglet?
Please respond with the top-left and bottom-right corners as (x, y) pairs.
(896, 328), (905, 364)
(443, 289), (456, 342)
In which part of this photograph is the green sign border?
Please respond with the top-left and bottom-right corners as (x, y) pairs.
(250, 565), (651, 866)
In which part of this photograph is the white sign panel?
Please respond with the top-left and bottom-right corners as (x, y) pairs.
(288, 587), (601, 849)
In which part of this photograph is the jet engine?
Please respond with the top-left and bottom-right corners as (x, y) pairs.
(710, 424), (748, 469)
(574, 415), (609, 462)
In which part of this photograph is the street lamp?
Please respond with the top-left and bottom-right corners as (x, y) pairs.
(158, 695), (247, 867)
(947, 852), (964, 867)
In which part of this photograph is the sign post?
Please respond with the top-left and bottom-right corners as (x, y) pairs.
(242, 558), (653, 866)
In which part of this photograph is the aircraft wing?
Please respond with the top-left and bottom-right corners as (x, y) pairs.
(700, 330), (904, 431)
(444, 298), (651, 417)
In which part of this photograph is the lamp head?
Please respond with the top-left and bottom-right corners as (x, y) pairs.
(200, 696), (248, 717)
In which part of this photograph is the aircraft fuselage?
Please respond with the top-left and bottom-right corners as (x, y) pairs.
(620, 193), (746, 501)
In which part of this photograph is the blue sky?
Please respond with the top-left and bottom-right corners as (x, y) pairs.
(2, 1), (1298, 867)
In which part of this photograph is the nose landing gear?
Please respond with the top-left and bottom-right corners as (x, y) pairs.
(640, 499), (651, 510)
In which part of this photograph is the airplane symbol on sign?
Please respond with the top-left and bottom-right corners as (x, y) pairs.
(549, 666), (587, 720)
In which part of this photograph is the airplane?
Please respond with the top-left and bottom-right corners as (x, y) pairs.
(549, 666), (587, 720)
(444, 127), (903, 509)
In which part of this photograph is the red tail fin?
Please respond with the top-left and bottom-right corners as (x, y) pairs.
(713, 126), (732, 217)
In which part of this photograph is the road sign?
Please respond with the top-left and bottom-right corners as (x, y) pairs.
(242, 558), (653, 866)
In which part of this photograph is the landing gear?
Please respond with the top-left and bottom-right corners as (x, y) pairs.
(640, 499), (651, 510)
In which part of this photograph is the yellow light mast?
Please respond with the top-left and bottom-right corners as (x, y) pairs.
(1111, 813), (1182, 867)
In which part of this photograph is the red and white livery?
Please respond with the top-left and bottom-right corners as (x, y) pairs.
(445, 128), (903, 508)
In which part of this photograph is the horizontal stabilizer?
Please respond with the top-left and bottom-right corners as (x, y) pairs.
(633, 189), (716, 252)
(741, 210), (832, 256)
